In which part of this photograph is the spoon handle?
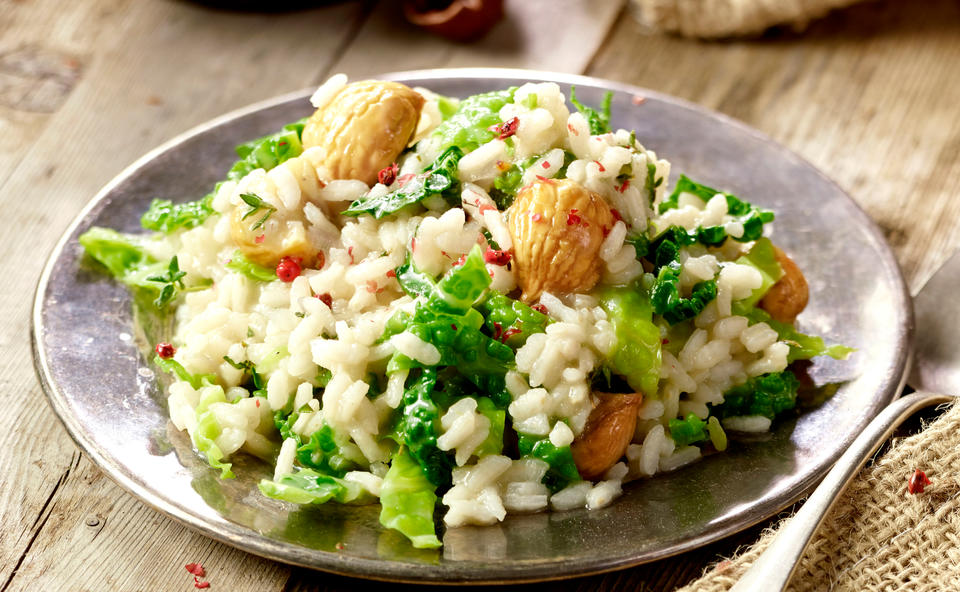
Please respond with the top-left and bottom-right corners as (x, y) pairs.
(730, 391), (953, 592)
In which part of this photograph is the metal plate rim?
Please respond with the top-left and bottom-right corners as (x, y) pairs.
(32, 67), (913, 584)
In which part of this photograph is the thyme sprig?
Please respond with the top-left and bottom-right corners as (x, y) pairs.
(240, 192), (277, 231)
(147, 256), (186, 309)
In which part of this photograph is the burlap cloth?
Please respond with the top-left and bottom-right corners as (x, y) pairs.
(631, 0), (869, 38)
(678, 401), (960, 591)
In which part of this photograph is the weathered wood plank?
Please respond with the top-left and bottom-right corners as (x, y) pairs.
(4, 455), (288, 592)
(0, 0), (129, 188)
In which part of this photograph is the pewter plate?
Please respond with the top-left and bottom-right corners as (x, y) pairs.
(32, 69), (911, 583)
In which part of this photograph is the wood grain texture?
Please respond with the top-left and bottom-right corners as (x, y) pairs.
(3, 0), (960, 590)
(0, 0), (119, 187)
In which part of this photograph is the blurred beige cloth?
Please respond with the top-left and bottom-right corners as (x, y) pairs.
(678, 401), (960, 591)
(632, 0), (868, 37)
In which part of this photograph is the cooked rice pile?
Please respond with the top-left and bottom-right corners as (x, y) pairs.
(83, 76), (847, 548)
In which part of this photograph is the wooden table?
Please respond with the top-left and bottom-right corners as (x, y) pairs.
(4, 0), (959, 589)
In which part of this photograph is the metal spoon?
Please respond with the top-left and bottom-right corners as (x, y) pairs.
(731, 250), (960, 592)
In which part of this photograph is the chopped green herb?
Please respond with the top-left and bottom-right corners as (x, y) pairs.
(645, 162), (662, 204)
(223, 355), (264, 390)
(239, 192), (277, 231)
(481, 228), (501, 251)
(146, 256), (186, 309)
(570, 87), (613, 135)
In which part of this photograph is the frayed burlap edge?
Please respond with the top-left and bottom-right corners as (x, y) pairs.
(631, 0), (867, 38)
(679, 401), (960, 592)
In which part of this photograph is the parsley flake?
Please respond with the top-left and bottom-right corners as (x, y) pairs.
(239, 192), (277, 231)
(147, 256), (186, 309)
(223, 355), (265, 391)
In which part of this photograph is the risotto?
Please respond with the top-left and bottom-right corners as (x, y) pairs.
(79, 76), (851, 549)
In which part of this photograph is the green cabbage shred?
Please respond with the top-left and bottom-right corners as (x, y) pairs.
(342, 146), (464, 219)
(431, 87), (517, 154)
(141, 119), (306, 234)
(379, 447), (443, 549)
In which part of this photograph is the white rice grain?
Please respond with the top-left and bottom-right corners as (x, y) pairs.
(320, 180), (369, 203)
(548, 421), (575, 448)
(293, 382), (313, 410)
(390, 331), (441, 366)
(383, 369), (408, 409)
(266, 367), (294, 411)
(550, 482), (593, 511)
(438, 398), (491, 466)
(713, 316), (749, 340)
(722, 415), (772, 432)
(740, 322), (779, 353)
(659, 445), (702, 472)
(344, 471), (383, 497)
(599, 221), (628, 261)
(274, 438), (297, 481)
(267, 163), (302, 211)
(603, 462), (629, 482)
(586, 480), (622, 510)
(637, 424), (666, 477)
(502, 481), (549, 513)
(458, 139), (508, 184)
(746, 342), (790, 376)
